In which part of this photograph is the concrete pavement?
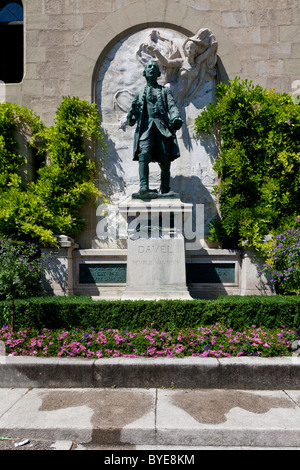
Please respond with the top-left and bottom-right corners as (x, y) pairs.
(0, 356), (300, 450)
(0, 387), (300, 449)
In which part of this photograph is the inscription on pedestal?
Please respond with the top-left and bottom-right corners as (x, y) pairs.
(79, 264), (127, 284)
(138, 244), (174, 254)
(129, 239), (181, 271)
(186, 263), (236, 284)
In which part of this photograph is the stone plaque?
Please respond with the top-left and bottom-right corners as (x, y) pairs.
(186, 263), (236, 284)
(79, 264), (127, 284)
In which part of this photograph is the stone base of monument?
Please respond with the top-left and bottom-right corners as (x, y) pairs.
(131, 189), (180, 200)
(119, 197), (193, 300)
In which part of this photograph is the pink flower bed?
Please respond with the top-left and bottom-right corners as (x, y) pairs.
(0, 323), (299, 358)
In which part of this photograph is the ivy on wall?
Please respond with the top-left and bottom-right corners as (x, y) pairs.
(0, 97), (105, 246)
(194, 77), (300, 255)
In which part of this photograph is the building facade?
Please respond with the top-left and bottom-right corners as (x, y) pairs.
(1, 0), (299, 298)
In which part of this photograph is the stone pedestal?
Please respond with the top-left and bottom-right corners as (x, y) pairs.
(119, 197), (193, 300)
(42, 235), (79, 296)
(240, 249), (275, 296)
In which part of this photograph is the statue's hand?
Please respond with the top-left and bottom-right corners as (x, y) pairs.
(127, 116), (137, 127)
(147, 45), (157, 54)
(170, 117), (183, 130)
(119, 118), (128, 130)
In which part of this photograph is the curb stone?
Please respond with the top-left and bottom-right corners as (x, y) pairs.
(0, 356), (300, 389)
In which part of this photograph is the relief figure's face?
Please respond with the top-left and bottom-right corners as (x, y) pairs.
(184, 41), (198, 58)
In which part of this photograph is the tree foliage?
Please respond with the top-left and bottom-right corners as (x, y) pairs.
(194, 78), (300, 254)
(0, 97), (105, 246)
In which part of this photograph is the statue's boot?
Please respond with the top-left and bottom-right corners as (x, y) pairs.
(159, 162), (171, 194)
(138, 153), (151, 193)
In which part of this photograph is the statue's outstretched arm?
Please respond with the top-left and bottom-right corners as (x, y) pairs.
(147, 46), (182, 69)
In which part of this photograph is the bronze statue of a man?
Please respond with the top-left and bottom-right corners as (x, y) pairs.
(126, 60), (183, 198)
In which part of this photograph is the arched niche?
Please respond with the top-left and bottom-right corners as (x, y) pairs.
(70, 1), (240, 102)
(69, 2), (240, 248)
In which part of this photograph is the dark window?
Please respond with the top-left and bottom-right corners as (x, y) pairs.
(0, 1), (24, 83)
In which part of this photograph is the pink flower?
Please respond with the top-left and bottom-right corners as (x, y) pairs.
(58, 332), (68, 340)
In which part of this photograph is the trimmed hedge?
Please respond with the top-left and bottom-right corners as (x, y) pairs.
(0, 295), (300, 331)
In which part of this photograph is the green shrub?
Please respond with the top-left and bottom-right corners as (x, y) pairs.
(0, 97), (105, 246)
(0, 102), (44, 189)
(0, 295), (299, 331)
(0, 239), (52, 330)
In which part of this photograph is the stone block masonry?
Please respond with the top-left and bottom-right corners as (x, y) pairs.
(5, 0), (299, 127)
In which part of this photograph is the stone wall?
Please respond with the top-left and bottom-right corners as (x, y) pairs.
(5, 0), (300, 127)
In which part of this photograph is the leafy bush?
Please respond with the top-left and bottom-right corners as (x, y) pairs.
(0, 97), (105, 246)
(35, 96), (105, 241)
(0, 102), (44, 189)
(194, 78), (300, 254)
(0, 295), (299, 331)
(0, 103), (48, 241)
(0, 239), (52, 330)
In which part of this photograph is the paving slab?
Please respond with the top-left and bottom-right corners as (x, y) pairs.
(0, 388), (300, 448)
(155, 389), (300, 447)
(0, 388), (28, 416)
(0, 388), (156, 444)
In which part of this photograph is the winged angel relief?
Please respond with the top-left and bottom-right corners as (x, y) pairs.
(136, 28), (218, 105)
(116, 29), (218, 147)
